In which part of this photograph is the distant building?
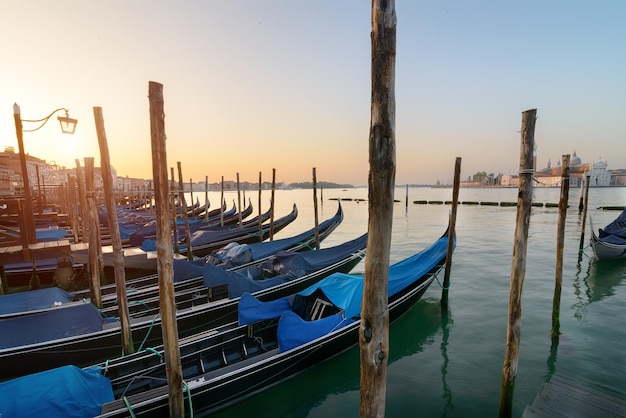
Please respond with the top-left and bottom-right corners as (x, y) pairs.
(501, 150), (620, 188)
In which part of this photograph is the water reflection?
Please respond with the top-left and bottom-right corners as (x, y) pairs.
(572, 256), (626, 319)
(440, 305), (454, 417)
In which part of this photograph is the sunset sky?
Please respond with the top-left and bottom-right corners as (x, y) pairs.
(1, 1), (624, 186)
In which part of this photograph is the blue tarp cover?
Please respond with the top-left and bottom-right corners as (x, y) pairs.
(599, 208), (626, 240)
(178, 233), (366, 298)
(171, 203), (343, 282)
(238, 233), (450, 351)
(0, 365), (113, 418)
(0, 287), (75, 315)
(0, 303), (104, 349)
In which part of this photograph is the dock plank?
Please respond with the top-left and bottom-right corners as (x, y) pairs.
(523, 375), (626, 418)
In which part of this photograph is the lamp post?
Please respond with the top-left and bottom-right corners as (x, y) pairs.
(13, 103), (78, 244)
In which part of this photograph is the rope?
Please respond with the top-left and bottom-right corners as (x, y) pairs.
(144, 347), (163, 360)
(123, 397), (137, 418)
(433, 271), (449, 290)
(137, 315), (160, 352)
(183, 381), (194, 418)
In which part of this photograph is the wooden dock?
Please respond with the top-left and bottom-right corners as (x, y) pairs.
(523, 375), (626, 417)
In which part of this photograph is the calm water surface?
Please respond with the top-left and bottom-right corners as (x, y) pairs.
(194, 186), (626, 417)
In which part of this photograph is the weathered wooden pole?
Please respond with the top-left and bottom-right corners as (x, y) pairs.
(93, 106), (134, 354)
(177, 162), (193, 260)
(84, 157), (102, 309)
(189, 178), (195, 220)
(312, 167), (320, 250)
(578, 172), (591, 255)
(270, 168), (276, 241)
(236, 172), (243, 227)
(405, 184), (408, 210)
(75, 160), (88, 243)
(170, 167), (180, 254)
(67, 176), (80, 243)
(551, 154), (570, 338)
(499, 108), (537, 418)
(441, 157), (461, 307)
(220, 176), (225, 226)
(258, 172), (263, 236)
(148, 81), (184, 417)
(204, 175), (209, 222)
(360, 1), (396, 416)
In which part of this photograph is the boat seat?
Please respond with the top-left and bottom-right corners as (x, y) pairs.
(310, 298), (335, 321)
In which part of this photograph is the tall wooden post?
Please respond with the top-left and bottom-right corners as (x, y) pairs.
(93, 106), (134, 355)
(170, 167), (179, 254)
(177, 162), (193, 260)
(204, 175), (209, 223)
(441, 157), (461, 306)
(312, 167), (320, 250)
(258, 172), (263, 236)
(360, 1), (396, 416)
(148, 81), (184, 417)
(84, 157), (102, 309)
(220, 176), (225, 226)
(75, 160), (88, 243)
(499, 108), (537, 418)
(578, 172), (591, 255)
(236, 172), (243, 227)
(552, 154), (570, 338)
(189, 178), (195, 220)
(270, 168), (276, 241)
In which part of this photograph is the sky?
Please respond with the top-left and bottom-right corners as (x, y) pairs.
(1, 1), (624, 186)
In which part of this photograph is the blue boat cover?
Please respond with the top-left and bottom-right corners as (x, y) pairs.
(0, 303), (105, 349)
(171, 204), (343, 282)
(599, 208), (626, 241)
(176, 233), (366, 298)
(238, 233), (450, 352)
(0, 287), (75, 315)
(0, 365), (113, 418)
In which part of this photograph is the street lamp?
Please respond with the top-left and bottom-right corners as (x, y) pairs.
(13, 103), (78, 243)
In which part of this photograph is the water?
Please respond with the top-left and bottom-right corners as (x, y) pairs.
(189, 186), (626, 417)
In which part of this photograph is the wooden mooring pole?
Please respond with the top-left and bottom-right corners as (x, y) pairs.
(312, 167), (320, 250)
(441, 157), (461, 307)
(578, 172), (591, 257)
(148, 81), (184, 417)
(170, 167), (180, 254)
(177, 162), (193, 260)
(551, 154), (570, 338)
(360, 1), (396, 416)
(93, 106), (134, 354)
(84, 157), (103, 309)
(499, 108), (537, 418)
(258, 172), (263, 236)
(236, 172), (243, 228)
(270, 168), (276, 241)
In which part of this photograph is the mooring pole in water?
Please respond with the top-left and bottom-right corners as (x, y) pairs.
(270, 168), (276, 241)
(552, 154), (570, 338)
(441, 157), (461, 307)
(177, 162), (193, 260)
(148, 81), (184, 418)
(84, 157), (103, 309)
(405, 184), (409, 210)
(360, 1), (396, 416)
(499, 108), (537, 418)
(220, 176), (225, 226)
(236, 172), (243, 227)
(204, 176), (209, 223)
(93, 106), (134, 355)
(578, 172), (591, 256)
(75, 159), (88, 244)
(258, 172), (263, 237)
(170, 167), (180, 254)
(312, 167), (320, 250)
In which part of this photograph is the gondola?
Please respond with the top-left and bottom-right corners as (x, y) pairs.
(0, 228), (451, 416)
(0, 202), (345, 319)
(0, 231), (367, 380)
(589, 207), (626, 260)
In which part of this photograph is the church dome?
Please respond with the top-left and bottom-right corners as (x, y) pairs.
(571, 150), (582, 166)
